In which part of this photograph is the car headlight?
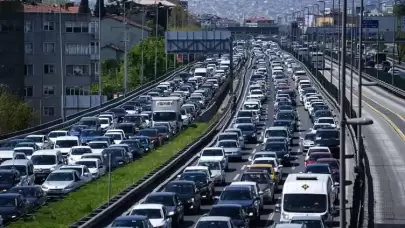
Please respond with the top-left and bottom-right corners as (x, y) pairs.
(252, 133), (256, 137)
(282, 212), (290, 220)
(188, 198), (195, 203)
(42, 185), (48, 189)
(50, 167), (56, 171)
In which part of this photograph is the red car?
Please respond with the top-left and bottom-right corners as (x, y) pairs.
(305, 152), (333, 167)
(317, 158), (340, 182)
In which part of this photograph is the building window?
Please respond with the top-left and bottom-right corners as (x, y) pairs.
(44, 64), (55, 74)
(89, 21), (99, 34)
(43, 42), (55, 53)
(91, 62), (99, 75)
(43, 85), (55, 95)
(65, 44), (89, 55)
(65, 22), (89, 33)
(66, 86), (90, 95)
(90, 42), (99, 54)
(25, 43), (33, 55)
(24, 21), (32, 33)
(43, 21), (54, 31)
(24, 86), (33, 97)
(66, 65), (89, 76)
(24, 64), (33, 76)
(43, 106), (55, 116)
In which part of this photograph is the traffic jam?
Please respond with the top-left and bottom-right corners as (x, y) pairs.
(0, 49), (246, 224)
(108, 40), (342, 228)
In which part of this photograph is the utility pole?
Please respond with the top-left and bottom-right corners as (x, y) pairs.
(141, 7), (145, 86)
(154, 0), (159, 81)
(331, 0), (335, 83)
(98, 0), (102, 103)
(357, 0), (364, 172)
(123, 2), (128, 95)
(58, 5), (65, 121)
(350, 0), (355, 118)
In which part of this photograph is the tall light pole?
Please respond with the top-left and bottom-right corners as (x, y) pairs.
(350, 0), (355, 118)
(58, 3), (65, 121)
(331, 0), (335, 83)
(357, 0), (364, 173)
(318, 0), (326, 78)
(337, 0), (341, 103)
(98, 0), (102, 103)
(123, 2), (128, 95)
(313, 4), (320, 80)
(339, 0), (348, 225)
(304, 6), (310, 59)
(140, 6), (145, 86)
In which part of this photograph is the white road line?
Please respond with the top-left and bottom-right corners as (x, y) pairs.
(241, 165), (246, 170)
(233, 174), (240, 181)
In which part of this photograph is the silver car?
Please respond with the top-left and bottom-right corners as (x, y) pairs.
(216, 139), (242, 161)
(59, 164), (93, 183)
(41, 169), (85, 197)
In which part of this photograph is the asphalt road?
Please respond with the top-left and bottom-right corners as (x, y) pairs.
(323, 59), (405, 226)
(105, 53), (346, 228)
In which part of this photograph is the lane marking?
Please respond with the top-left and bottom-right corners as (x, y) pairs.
(233, 174), (240, 181)
(241, 165), (246, 170)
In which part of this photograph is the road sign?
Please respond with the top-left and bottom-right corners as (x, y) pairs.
(362, 20), (379, 28)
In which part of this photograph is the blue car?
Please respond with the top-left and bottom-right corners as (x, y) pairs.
(215, 185), (261, 221)
(130, 135), (154, 152)
(80, 129), (102, 144)
(2, 139), (34, 149)
(69, 125), (88, 137)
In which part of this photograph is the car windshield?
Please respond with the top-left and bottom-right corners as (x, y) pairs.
(309, 153), (332, 161)
(0, 172), (14, 184)
(318, 119), (334, 124)
(305, 165), (331, 174)
(46, 172), (74, 181)
(237, 125), (255, 131)
(48, 132), (67, 138)
(315, 111), (332, 118)
(244, 104), (259, 110)
(0, 197), (17, 207)
(196, 221), (230, 228)
(89, 142), (108, 149)
(76, 161), (97, 168)
(264, 143), (285, 151)
(1, 165), (26, 176)
(130, 209), (162, 218)
(153, 112), (177, 122)
(218, 141), (237, 148)
(138, 130), (156, 137)
(31, 155), (55, 165)
(209, 207), (241, 219)
(201, 149), (223, 157)
(78, 120), (97, 127)
(55, 140), (78, 148)
(60, 167), (82, 175)
(265, 130), (287, 138)
(218, 135), (237, 141)
(305, 133), (316, 140)
(236, 118), (252, 124)
(105, 134), (122, 140)
(283, 194), (327, 213)
(220, 189), (253, 200)
(238, 111), (252, 118)
(240, 173), (270, 184)
(71, 148), (92, 155)
(179, 173), (207, 186)
(81, 130), (99, 137)
(9, 187), (37, 197)
(317, 130), (339, 139)
(198, 161), (220, 170)
(291, 220), (323, 228)
(253, 159), (276, 166)
(112, 219), (145, 228)
(253, 153), (276, 159)
(145, 195), (175, 206)
(99, 119), (109, 124)
(165, 183), (194, 194)
(277, 112), (294, 120)
(319, 160), (339, 169)
(251, 90), (263, 95)
(273, 121), (290, 127)
(14, 149), (34, 156)
(26, 136), (43, 142)
(314, 106), (329, 111)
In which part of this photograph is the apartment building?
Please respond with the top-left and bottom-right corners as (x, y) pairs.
(24, 3), (100, 124)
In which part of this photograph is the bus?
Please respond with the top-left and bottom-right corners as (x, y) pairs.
(310, 52), (324, 69)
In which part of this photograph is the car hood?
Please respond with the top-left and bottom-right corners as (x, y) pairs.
(0, 183), (14, 191)
(43, 180), (74, 189)
(88, 168), (99, 174)
(70, 155), (83, 161)
(34, 165), (55, 170)
(0, 207), (17, 214)
(217, 200), (254, 207)
(177, 193), (194, 202)
(223, 147), (240, 153)
(211, 170), (222, 176)
(149, 218), (166, 227)
(91, 149), (104, 153)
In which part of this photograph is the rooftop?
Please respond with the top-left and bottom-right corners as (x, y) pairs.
(23, 3), (79, 13)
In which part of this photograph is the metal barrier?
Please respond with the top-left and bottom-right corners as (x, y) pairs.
(0, 63), (196, 143)
(69, 54), (251, 228)
(279, 43), (365, 228)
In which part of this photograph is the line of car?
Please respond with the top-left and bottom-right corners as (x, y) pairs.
(0, 48), (248, 226)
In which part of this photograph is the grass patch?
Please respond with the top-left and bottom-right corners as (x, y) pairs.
(9, 122), (212, 228)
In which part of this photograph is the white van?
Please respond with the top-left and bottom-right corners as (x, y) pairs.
(277, 173), (338, 223)
(47, 130), (68, 143)
(0, 150), (17, 163)
(31, 149), (64, 181)
(54, 136), (80, 156)
(194, 68), (208, 78)
(0, 159), (35, 186)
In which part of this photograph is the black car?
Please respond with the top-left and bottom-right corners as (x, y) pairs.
(312, 110), (334, 123)
(0, 169), (21, 191)
(120, 139), (144, 158)
(178, 171), (214, 203)
(164, 180), (201, 214)
(0, 193), (28, 221)
(144, 192), (184, 227)
(7, 186), (46, 210)
(235, 123), (258, 143)
(207, 204), (250, 228)
(275, 110), (297, 131)
(272, 120), (294, 134)
(262, 142), (290, 163)
(315, 129), (340, 155)
(109, 108), (127, 122)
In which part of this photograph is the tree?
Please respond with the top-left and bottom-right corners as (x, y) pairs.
(94, 0), (106, 18)
(394, 3), (405, 64)
(78, 0), (90, 14)
(0, 86), (36, 134)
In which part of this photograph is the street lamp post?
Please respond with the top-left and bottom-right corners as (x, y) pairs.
(357, 0), (364, 168)
(350, 0), (356, 118)
(313, 4), (320, 80)
(331, 0), (335, 83)
(318, 0), (326, 78)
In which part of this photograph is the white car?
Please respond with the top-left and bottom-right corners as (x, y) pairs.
(197, 158), (226, 184)
(98, 117), (111, 130)
(59, 164), (93, 183)
(68, 146), (92, 164)
(128, 204), (173, 228)
(305, 146), (331, 161)
(251, 157), (283, 177)
(249, 89), (265, 101)
(75, 158), (106, 179)
(87, 141), (109, 153)
(104, 132), (124, 144)
(47, 130), (68, 143)
(315, 117), (339, 129)
(199, 147), (228, 170)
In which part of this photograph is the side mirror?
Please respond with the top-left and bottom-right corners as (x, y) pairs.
(258, 191), (264, 195)
(84, 172), (90, 177)
(275, 204), (281, 212)
(248, 157), (252, 161)
(278, 165), (284, 168)
(177, 175), (181, 178)
(167, 211), (175, 217)
(334, 182), (340, 187)
(197, 152), (201, 157)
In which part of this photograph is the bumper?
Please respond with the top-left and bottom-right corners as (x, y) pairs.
(34, 172), (51, 180)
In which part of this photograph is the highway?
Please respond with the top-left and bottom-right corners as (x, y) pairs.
(105, 50), (354, 227)
(322, 58), (405, 226)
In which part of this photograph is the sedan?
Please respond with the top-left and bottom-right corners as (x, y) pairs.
(144, 192), (184, 227)
(207, 204), (250, 228)
(216, 139), (242, 161)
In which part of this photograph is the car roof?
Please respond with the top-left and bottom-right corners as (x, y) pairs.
(131, 204), (164, 210)
(198, 216), (231, 222)
(148, 192), (175, 197)
(309, 152), (332, 155)
(290, 215), (323, 221)
(115, 215), (149, 221)
(0, 159), (31, 166)
(167, 180), (195, 185)
(306, 163), (330, 167)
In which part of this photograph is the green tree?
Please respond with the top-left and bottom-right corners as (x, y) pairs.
(394, 3), (405, 64)
(0, 86), (36, 134)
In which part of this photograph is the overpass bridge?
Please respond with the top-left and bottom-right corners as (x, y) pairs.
(213, 25), (279, 39)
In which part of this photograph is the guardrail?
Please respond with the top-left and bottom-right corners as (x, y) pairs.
(0, 63), (196, 144)
(68, 54), (251, 228)
(322, 50), (405, 98)
(278, 43), (365, 228)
